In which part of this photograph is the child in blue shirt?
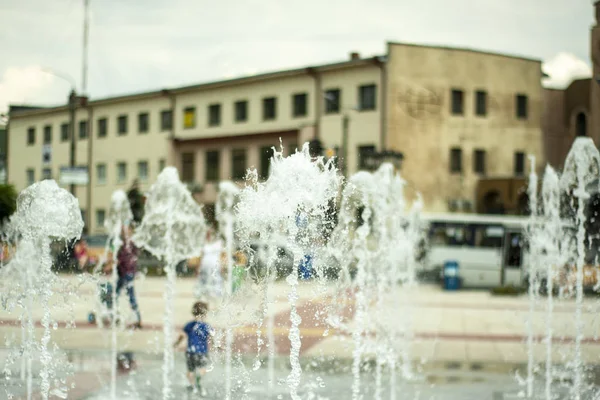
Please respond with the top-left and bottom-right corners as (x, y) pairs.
(174, 301), (214, 395)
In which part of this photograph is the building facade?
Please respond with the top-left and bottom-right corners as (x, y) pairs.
(7, 42), (545, 233)
(540, 2), (597, 171)
(385, 42), (544, 212)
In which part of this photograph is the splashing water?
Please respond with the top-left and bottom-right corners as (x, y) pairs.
(216, 180), (240, 400)
(133, 167), (207, 400)
(525, 137), (600, 399)
(105, 190), (133, 400)
(526, 155), (539, 398)
(328, 163), (422, 400)
(541, 165), (562, 400)
(236, 143), (341, 399)
(5, 180), (83, 400)
(559, 138), (600, 400)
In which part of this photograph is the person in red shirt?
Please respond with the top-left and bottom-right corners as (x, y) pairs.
(115, 225), (141, 328)
(74, 239), (89, 270)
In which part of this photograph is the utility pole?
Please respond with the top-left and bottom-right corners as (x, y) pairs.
(82, 0), (90, 94)
(341, 114), (349, 177)
(69, 90), (77, 196)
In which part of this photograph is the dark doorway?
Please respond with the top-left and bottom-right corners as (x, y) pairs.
(576, 112), (587, 137)
(517, 192), (529, 215)
(482, 191), (505, 214)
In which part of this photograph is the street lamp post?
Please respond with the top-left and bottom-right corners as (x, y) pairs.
(341, 114), (349, 177)
(68, 90), (77, 195)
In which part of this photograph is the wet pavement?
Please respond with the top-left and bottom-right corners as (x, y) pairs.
(3, 350), (598, 399)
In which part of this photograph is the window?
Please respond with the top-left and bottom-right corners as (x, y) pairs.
(161, 110), (173, 131)
(429, 222), (474, 247)
(205, 150), (220, 182)
(292, 93), (308, 117)
(451, 89), (464, 115)
(514, 152), (525, 176)
(576, 112), (587, 137)
(473, 149), (486, 175)
(97, 118), (107, 138)
(96, 209), (106, 228)
(117, 162), (127, 183)
(159, 158), (166, 172)
(260, 146), (274, 179)
(42, 167), (52, 180)
(183, 107), (196, 129)
(79, 120), (88, 139)
(516, 94), (528, 119)
(96, 163), (107, 184)
(60, 123), (69, 142)
(474, 224), (504, 249)
(117, 115), (128, 135)
(208, 104), (221, 127)
(450, 148), (462, 173)
(234, 100), (248, 122)
(263, 97), (277, 121)
(506, 231), (524, 268)
(138, 112), (149, 133)
(231, 149), (247, 180)
(43, 125), (52, 144)
(26, 168), (35, 185)
(357, 145), (376, 170)
(181, 152), (195, 183)
(137, 160), (149, 181)
(358, 84), (376, 111)
(27, 127), (35, 145)
(475, 90), (487, 116)
(325, 89), (341, 114)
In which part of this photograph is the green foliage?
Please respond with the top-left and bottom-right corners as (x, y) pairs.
(490, 285), (525, 296)
(0, 184), (17, 222)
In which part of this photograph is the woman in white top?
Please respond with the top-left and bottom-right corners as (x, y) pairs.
(195, 229), (224, 299)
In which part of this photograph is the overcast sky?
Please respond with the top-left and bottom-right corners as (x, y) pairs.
(0, 0), (594, 113)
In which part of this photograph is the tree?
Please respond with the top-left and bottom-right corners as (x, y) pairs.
(0, 184), (17, 223)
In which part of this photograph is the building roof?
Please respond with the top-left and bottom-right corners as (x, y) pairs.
(9, 41), (544, 119)
(9, 55), (385, 119)
(387, 41), (542, 64)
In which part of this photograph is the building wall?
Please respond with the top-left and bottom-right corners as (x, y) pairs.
(319, 65), (383, 172)
(542, 80), (591, 170)
(7, 61), (381, 233)
(542, 88), (568, 169)
(385, 42), (544, 212)
(175, 130), (300, 208)
(8, 96), (172, 233)
(174, 74), (315, 141)
(172, 64), (382, 175)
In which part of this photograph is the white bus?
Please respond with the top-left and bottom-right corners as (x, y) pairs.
(421, 213), (529, 288)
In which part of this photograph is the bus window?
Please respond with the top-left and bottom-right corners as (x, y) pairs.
(474, 224), (504, 248)
(429, 223), (473, 247)
(430, 225), (448, 246)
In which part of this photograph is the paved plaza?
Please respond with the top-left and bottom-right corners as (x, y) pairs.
(2, 274), (600, 398)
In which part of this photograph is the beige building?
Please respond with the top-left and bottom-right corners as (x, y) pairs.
(385, 42), (544, 213)
(7, 42), (544, 233)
